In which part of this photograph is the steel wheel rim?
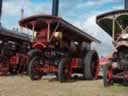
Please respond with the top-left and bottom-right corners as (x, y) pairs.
(31, 57), (42, 79)
(62, 63), (71, 79)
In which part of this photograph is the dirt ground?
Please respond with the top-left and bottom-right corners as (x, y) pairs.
(0, 76), (128, 96)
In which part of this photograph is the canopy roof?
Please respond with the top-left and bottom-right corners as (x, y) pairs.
(96, 9), (128, 38)
(0, 25), (31, 42)
(19, 15), (100, 43)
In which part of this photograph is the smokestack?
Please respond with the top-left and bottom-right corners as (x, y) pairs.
(20, 8), (24, 32)
(0, 0), (2, 19)
(52, 0), (59, 16)
(125, 0), (128, 9)
(21, 8), (24, 20)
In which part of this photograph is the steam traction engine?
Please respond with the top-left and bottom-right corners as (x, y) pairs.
(19, 0), (100, 82)
(0, 0), (31, 75)
(0, 26), (31, 75)
(96, 9), (128, 86)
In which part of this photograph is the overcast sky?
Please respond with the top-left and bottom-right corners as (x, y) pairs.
(1, 0), (124, 57)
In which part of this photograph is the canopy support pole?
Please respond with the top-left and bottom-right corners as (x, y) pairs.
(32, 25), (35, 42)
(47, 23), (50, 42)
(115, 19), (123, 31)
(112, 17), (115, 40)
(49, 23), (60, 41)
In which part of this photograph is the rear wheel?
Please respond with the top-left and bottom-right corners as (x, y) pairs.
(103, 64), (113, 87)
(58, 58), (72, 82)
(0, 56), (9, 75)
(28, 56), (44, 80)
(83, 50), (99, 80)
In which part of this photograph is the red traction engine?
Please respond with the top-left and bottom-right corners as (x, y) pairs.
(0, 0), (31, 75)
(19, 14), (100, 82)
(0, 27), (31, 75)
(96, 9), (128, 86)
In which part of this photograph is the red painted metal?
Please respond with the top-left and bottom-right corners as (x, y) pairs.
(95, 59), (100, 79)
(33, 41), (46, 49)
(40, 66), (58, 73)
(107, 67), (112, 81)
(10, 53), (28, 65)
(71, 58), (79, 68)
(10, 55), (19, 65)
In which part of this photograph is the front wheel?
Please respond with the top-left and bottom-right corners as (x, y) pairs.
(28, 56), (44, 80)
(58, 58), (72, 82)
(83, 50), (99, 80)
(103, 64), (113, 87)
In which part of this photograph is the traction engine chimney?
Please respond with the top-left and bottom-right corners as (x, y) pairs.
(0, 0), (2, 22)
(20, 8), (24, 32)
(125, 0), (128, 9)
(52, 0), (59, 16)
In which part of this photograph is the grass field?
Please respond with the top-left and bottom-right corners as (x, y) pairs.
(0, 76), (128, 96)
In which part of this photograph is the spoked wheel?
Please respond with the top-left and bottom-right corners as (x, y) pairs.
(28, 56), (44, 80)
(91, 58), (99, 79)
(0, 56), (9, 75)
(58, 58), (72, 82)
(9, 64), (19, 75)
(103, 64), (113, 87)
(83, 50), (99, 80)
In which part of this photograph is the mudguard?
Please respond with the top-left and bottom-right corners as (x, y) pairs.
(32, 41), (46, 49)
(27, 49), (43, 60)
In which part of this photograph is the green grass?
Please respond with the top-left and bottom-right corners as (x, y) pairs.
(111, 84), (128, 92)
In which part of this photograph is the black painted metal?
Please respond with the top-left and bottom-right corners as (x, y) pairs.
(0, 26), (31, 42)
(125, 0), (128, 9)
(0, 0), (31, 42)
(52, 0), (59, 16)
(0, 0), (2, 19)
